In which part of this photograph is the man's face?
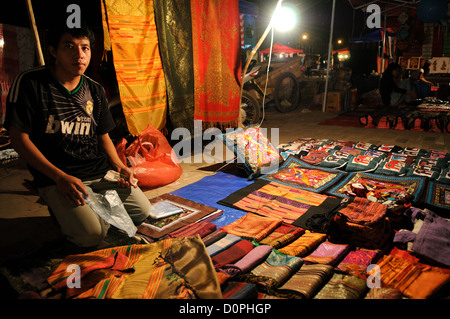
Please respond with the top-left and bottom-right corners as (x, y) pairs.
(52, 33), (91, 78)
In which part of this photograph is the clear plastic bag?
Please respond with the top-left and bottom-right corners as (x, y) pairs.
(84, 190), (137, 237)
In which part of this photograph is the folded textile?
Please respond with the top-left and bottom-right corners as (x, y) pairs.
(364, 288), (403, 299)
(411, 209), (450, 267)
(47, 235), (222, 299)
(278, 231), (327, 257)
(292, 197), (342, 233)
(203, 230), (230, 250)
(328, 197), (393, 250)
(220, 213), (282, 241)
(302, 241), (351, 266)
(238, 250), (303, 294)
(313, 273), (367, 299)
(218, 180), (329, 224)
(336, 248), (382, 278)
(167, 222), (217, 239)
(206, 233), (242, 257)
(258, 222), (305, 249)
(277, 264), (334, 299)
(377, 252), (450, 299)
(221, 245), (273, 277)
(211, 240), (255, 269)
(222, 282), (259, 299)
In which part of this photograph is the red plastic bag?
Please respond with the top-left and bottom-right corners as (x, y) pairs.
(115, 124), (182, 188)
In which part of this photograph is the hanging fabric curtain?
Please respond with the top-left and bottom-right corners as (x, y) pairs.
(101, 0), (167, 136)
(191, 0), (241, 129)
(153, 0), (195, 134)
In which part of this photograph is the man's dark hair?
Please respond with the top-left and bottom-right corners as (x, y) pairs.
(47, 18), (95, 49)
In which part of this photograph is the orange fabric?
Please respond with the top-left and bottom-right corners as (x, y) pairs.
(190, 0), (241, 128)
(102, 0), (167, 136)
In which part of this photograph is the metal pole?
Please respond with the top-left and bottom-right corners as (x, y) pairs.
(322, 0), (336, 112)
(238, 0), (283, 127)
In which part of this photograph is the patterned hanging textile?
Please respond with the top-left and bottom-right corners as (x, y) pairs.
(190, 0), (241, 129)
(153, 0), (195, 134)
(101, 0), (167, 136)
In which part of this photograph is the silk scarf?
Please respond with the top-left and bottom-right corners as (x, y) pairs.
(102, 0), (167, 136)
(47, 235), (222, 299)
(153, 0), (195, 133)
(190, 0), (241, 128)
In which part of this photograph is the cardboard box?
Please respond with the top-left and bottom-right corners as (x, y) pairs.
(326, 91), (343, 111)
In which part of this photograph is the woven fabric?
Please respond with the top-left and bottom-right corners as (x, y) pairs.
(336, 248), (382, 278)
(377, 253), (450, 299)
(425, 181), (450, 213)
(47, 236), (222, 299)
(219, 180), (329, 224)
(277, 264), (334, 299)
(278, 231), (327, 257)
(326, 172), (426, 204)
(220, 213), (282, 241)
(302, 241), (350, 266)
(313, 273), (367, 299)
(239, 250), (303, 294)
(102, 0), (167, 136)
(153, 0), (195, 133)
(191, 0), (241, 128)
(211, 240), (254, 269)
(260, 156), (348, 193)
(258, 222), (305, 249)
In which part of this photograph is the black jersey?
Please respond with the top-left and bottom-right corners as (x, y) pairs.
(5, 66), (116, 187)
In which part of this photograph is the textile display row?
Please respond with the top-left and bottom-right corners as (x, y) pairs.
(102, 0), (241, 136)
(38, 136), (450, 299)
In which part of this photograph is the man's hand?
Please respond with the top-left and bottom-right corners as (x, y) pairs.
(54, 173), (88, 206)
(117, 167), (138, 188)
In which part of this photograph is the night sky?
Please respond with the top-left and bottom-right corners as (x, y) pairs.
(245, 0), (367, 49)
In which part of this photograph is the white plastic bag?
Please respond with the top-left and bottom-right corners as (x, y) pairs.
(84, 190), (137, 237)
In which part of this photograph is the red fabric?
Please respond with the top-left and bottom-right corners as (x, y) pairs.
(211, 240), (254, 268)
(191, 0), (241, 128)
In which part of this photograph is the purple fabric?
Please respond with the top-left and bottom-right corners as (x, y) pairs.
(221, 245), (273, 276)
(393, 231), (417, 243)
(412, 209), (450, 267)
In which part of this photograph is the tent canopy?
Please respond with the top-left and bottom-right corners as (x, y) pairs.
(346, 0), (421, 13)
(260, 42), (303, 54)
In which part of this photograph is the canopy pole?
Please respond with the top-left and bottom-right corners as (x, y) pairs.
(322, 0), (336, 112)
(25, 0), (45, 66)
(380, 11), (387, 76)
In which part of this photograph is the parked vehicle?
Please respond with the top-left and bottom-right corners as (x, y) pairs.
(241, 56), (303, 125)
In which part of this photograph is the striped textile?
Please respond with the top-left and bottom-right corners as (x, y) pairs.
(338, 197), (387, 226)
(277, 264), (334, 299)
(239, 250), (303, 294)
(206, 233), (242, 256)
(47, 236), (222, 299)
(377, 253), (450, 299)
(219, 180), (329, 224)
(211, 240), (254, 269)
(314, 273), (368, 299)
(220, 213), (282, 241)
(278, 231), (327, 257)
(302, 241), (351, 266)
(101, 0), (167, 136)
(258, 222), (305, 249)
